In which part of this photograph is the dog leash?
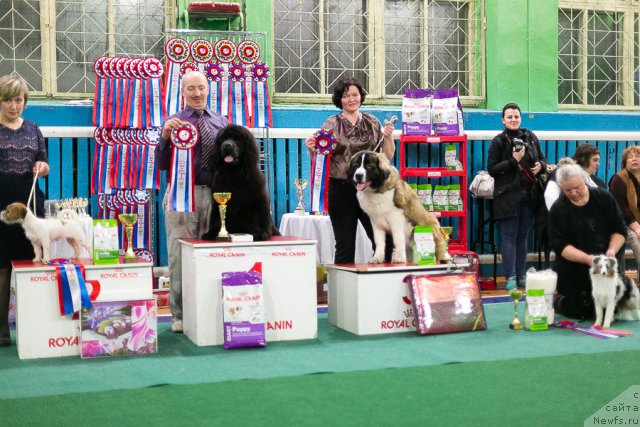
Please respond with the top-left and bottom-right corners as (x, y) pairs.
(26, 170), (38, 214)
(372, 115), (398, 153)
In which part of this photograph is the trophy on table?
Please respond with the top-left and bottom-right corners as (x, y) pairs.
(509, 289), (524, 330)
(293, 178), (308, 215)
(213, 192), (232, 242)
(118, 213), (139, 263)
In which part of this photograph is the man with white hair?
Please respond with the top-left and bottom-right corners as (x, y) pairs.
(155, 71), (229, 332)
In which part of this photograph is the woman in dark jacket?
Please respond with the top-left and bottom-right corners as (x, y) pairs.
(487, 103), (547, 290)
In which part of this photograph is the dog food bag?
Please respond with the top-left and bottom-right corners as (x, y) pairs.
(417, 184), (434, 211)
(402, 88), (431, 136)
(448, 184), (463, 211)
(409, 183), (418, 195)
(444, 145), (463, 171)
(412, 225), (436, 265)
(524, 289), (548, 331)
(93, 219), (119, 264)
(222, 269), (266, 349)
(432, 88), (464, 136)
(525, 268), (557, 325)
(433, 185), (449, 211)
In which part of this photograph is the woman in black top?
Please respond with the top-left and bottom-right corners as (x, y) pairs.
(487, 103), (547, 290)
(549, 162), (626, 320)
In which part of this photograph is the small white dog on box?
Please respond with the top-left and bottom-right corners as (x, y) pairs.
(589, 255), (640, 328)
(0, 202), (91, 263)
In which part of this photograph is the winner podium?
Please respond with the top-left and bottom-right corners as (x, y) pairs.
(180, 236), (318, 346)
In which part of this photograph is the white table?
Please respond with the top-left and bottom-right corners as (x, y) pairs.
(12, 258), (153, 359)
(327, 263), (465, 335)
(180, 236), (318, 346)
(279, 213), (373, 264)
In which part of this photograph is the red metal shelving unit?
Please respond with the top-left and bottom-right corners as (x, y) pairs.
(399, 134), (468, 252)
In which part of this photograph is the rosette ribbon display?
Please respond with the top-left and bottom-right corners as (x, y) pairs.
(168, 122), (198, 212)
(228, 63), (248, 125)
(205, 62), (222, 114)
(252, 62), (272, 128)
(164, 37), (190, 116)
(310, 129), (337, 213)
(51, 261), (95, 316)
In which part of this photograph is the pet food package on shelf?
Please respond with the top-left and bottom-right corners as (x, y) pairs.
(412, 225), (436, 265)
(93, 219), (119, 264)
(524, 289), (548, 331)
(444, 145), (463, 171)
(433, 185), (449, 211)
(447, 184), (463, 211)
(406, 272), (487, 335)
(409, 183), (418, 195)
(222, 267), (266, 349)
(417, 184), (434, 211)
(402, 88), (431, 136)
(432, 88), (464, 136)
(525, 269), (557, 325)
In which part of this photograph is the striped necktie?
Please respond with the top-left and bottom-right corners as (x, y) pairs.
(196, 109), (214, 170)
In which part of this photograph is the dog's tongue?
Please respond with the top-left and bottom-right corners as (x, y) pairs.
(355, 182), (370, 191)
(224, 155), (234, 163)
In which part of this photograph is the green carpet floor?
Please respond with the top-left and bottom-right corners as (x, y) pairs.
(1, 303), (640, 426)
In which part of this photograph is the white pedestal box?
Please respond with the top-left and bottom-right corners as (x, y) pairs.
(327, 263), (461, 335)
(12, 259), (153, 360)
(180, 236), (317, 346)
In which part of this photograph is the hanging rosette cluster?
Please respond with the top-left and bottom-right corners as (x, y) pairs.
(91, 127), (161, 194)
(92, 56), (166, 129)
(310, 129), (338, 213)
(163, 37), (272, 127)
(96, 189), (153, 259)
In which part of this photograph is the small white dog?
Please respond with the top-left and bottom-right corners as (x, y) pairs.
(0, 202), (91, 263)
(589, 255), (640, 328)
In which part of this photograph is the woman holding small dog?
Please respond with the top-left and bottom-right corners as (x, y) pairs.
(487, 103), (547, 290)
(304, 76), (395, 264)
(549, 161), (626, 320)
(0, 75), (49, 346)
(609, 146), (640, 274)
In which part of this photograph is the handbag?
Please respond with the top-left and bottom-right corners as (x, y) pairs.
(469, 170), (494, 199)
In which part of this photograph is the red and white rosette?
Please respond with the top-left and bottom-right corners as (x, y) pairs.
(214, 39), (237, 63)
(143, 58), (165, 127)
(205, 62), (223, 114)
(130, 189), (151, 249)
(168, 122), (198, 212)
(92, 56), (109, 127)
(237, 40), (260, 126)
(252, 62), (272, 128)
(228, 63), (248, 125)
(310, 129), (337, 213)
(190, 39), (214, 65)
(164, 37), (190, 116)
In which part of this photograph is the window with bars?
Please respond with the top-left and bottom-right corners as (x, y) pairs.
(273, 0), (484, 105)
(558, 1), (640, 108)
(0, 0), (171, 98)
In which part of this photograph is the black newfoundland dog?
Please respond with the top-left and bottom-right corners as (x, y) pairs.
(202, 125), (279, 241)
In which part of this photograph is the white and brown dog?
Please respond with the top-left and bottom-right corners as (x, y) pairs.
(0, 202), (91, 263)
(590, 255), (640, 328)
(347, 150), (450, 263)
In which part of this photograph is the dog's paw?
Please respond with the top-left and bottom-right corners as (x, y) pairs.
(437, 251), (452, 261)
(32, 257), (41, 263)
(391, 255), (406, 263)
(602, 322), (612, 329)
(368, 256), (384, 264)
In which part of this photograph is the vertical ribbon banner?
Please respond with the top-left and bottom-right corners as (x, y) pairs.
(107, 57), (120, 128)
(141, 128), (161, 190)
(53, 262), (93, 316)
(310, 129), (337, 213)
(214, 38), (237, 120)
(132, 189), (151, 249)
(120, 58), (135, 128)
(164, 37), (190, 117)
(143, 58), (165, 128)
(128, 59), (143, 129)
(92, 56), (108, 127)
(252, 62), (273, 128)
(114, 57), (129, 127)
(205, 62), (222, 114)
(168, 122), (198, 212)
(229, 63), (248, 126)
(135, 60), (151, 129)
(237, 40), (260, 127)
(91, 128), (107, 194)
(101, 128), (115, 195)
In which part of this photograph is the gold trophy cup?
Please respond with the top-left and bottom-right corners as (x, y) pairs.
(509, 289), (524, 330)
(213, 192), (232, 242)
(118, 214), (139, 263)
(293, 178), (308, 215)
